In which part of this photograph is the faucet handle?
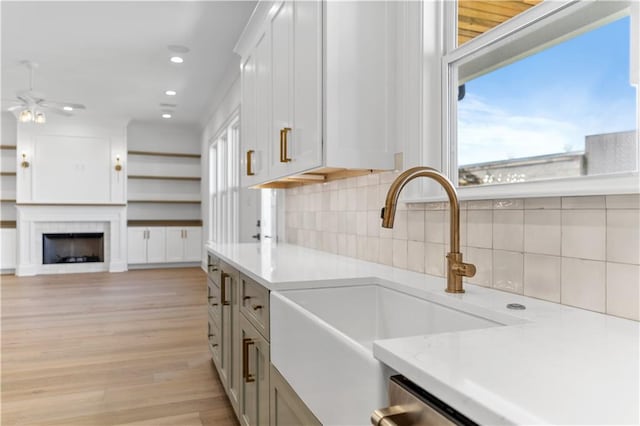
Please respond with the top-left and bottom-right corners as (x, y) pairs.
(453, 261), (476, 278)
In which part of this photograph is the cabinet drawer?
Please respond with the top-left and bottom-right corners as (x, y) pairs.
(240, 273), (270, 340)
(208, 312), (221, 366)
(207, 277), (220, 306)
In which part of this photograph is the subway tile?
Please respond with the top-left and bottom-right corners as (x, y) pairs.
(524, 197), (561, 209)
(467, 210), (492, 248)
(561, 210), (606, 261)
(337, 233), (347, 256)
(345, 211), (357, 235)
(493, 250), (524, 294)
(356, 187), (367, 210)
(378, 239), (393, 266)
(467, 200), (493, 210)
(346, 234), (357, 258)
(346, 188), (358, 211)
(493, 199), (523, 209)
(606, 262), (640, 321)
(356, 212), (367, 236)
(337, 213), (347, 234)
(330, 190), (340, 211)
(460, 210), (468, 248)
(356, 236), (368, 259)
(392, 239), (408, 269)
(424, 202), (446, 210)
(562, 196), (606, 209)
(323, 232), (338, 254)
(524, 210), (561, 256)
(493, 210), (524, 252)
(407, 241), (426, 273)
(366, 185), (380, 210)
(606, 210), (640, 265)
(379, 171), (399, 184)
(392, 210), (408, 240)
(424, 242), (445, 277)
(365, 172), (380, 186)
(365, 237), (380, 262)
(524, 254), (561, 302)
(606, 194), (640, 209)
(425, 210), (445, 244)
(407, 210), (425, 242)
(367, 211), (381, 238)
(561, 257), (606, 313)
(464, 247), (492, 287)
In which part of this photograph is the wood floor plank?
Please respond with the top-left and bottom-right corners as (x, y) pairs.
(1, 268), (238, 426)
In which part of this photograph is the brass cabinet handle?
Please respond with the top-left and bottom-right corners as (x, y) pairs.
(242, 338), (256, 383)
(246, 150), (255, 176)
(220, 272), (230, 306)
(280, 127), (292, 163)
(252, 304), (263, 311)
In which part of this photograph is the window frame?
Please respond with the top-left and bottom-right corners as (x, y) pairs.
(439, 0), (640, 201)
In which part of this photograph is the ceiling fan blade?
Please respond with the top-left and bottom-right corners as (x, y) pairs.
(39, 100), (86, 110)
(7, 105), (24, 112)
(45, 108), (73, 117)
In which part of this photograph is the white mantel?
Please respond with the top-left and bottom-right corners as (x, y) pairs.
(16, 204), (127, 276)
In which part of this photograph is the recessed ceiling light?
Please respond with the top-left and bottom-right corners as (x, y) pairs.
(162, 113), (172, 119)
(63, 106), (73, 111)
(165, 90), (177, 96)
(168, 45), (190, 54)
(170, 56), (183, 64)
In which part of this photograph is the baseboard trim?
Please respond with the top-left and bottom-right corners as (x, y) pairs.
(128, 262), (201, 270)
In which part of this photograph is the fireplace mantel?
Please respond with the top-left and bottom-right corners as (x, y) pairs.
(15, 205), (127, 276)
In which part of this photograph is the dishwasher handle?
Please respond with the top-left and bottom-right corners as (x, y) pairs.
(371, 405), (411, 426)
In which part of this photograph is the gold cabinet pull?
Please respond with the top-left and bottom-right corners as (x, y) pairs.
(220, 272), (230, 306)
(242, 338), (256, 383)
(280, 127), (292, 163)
(246, 150), (255, 176)
(252, 304), (263, 311)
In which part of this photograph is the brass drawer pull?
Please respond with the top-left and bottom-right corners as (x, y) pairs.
(242, 338), (256, 383)
(280, 127), (292, 163)
(220, 272), (230, 306)
(243, 296), (252, 301)
(252, 304), (263, 311)
(246, 149), (255, 176)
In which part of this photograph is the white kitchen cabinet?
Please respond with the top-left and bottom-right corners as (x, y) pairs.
(0, 228), (16, 270)
(166, 226), (202, 262)
(236, 0), (395, 187)
(128, 227), (166, 264)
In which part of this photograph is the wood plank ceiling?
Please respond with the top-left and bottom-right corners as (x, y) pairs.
(458, 0), (543, 45)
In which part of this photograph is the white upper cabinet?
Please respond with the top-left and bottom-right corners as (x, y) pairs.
(235, 0), (399, 187)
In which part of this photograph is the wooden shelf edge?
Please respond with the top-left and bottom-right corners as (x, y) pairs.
(127, 150), (201, 159)
(0, 220), (16, 228)
(127, 175), (201, 181)
(16, 203), (127, 206)
(127, 200), (201, 204)
(1, 199), (16, 203)
(127, 220), (203, 227)
(0, 172), (17, 176)
(0, 145), (17, 150)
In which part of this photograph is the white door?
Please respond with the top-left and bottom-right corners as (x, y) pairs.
(183, 227), (202, 262)
(165, 227), (184, 262)
(127, 227), (148, 264)
(146, 227), (166, 263)
(291, 0), (323, 173)
(270, 0), (293, 179)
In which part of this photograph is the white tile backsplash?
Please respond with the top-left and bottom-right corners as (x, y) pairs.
(285, 175), (639, 321)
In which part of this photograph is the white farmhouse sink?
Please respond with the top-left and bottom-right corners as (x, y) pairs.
(271, 284), (502, 426)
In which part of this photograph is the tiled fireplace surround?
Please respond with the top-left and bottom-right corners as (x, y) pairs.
(285, 172), (640, 321)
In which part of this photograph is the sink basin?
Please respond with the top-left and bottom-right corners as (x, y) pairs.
(271, 284), (502, 425)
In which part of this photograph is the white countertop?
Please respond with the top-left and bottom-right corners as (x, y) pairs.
(207, 241), (640, 425)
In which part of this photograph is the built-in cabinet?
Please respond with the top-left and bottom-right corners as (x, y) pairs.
(236, 0), (398, 187)
(165, 226), (202, 262)
(0, 228), (16, 270)
(127, 226), (201, 265)
(207, 252), (318, 426)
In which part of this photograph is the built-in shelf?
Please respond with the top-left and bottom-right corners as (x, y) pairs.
(127, 150), (201, 159)
(16, 203), (127, 207)
(0, 172), (17, 177)
(0, 220), (16, 228)
(1, 199), (17, 203)
(128, 175), (201, 181)
(127, 200), (201, 204)
(127, 219), (203, 227)
(0, 145), (17, 150)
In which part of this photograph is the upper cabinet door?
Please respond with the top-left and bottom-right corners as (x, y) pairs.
(270, 1), (293, 180)
(291, 0), (322, 174)
(240, 52), (260, 188)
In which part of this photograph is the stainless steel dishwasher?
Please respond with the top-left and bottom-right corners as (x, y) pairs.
(371, 375), (477, 426)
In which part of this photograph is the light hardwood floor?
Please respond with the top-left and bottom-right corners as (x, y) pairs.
(1, 268), (237, 426)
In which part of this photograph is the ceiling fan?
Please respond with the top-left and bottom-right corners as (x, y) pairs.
(4, 60), (86, 124)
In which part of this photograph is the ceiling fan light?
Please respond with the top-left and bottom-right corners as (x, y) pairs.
(63, 106), (73, 111)
(19, 109), (33, 123)
(34, 111), (46, 124)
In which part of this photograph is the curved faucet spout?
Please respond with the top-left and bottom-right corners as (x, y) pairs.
(381, 166), (475, 293)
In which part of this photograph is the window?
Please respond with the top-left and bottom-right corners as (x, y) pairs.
(445, 0), (639, 196)
(209, 116), (240, 243)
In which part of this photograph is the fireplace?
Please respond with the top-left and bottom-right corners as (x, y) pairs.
(42, 233), (105, 264)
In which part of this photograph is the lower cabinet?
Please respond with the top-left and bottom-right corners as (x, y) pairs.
(270, 364), (322, 426)
(207, 254), (319, 426)
(128, 226), (201, 265)
(0, 228), (16, 270)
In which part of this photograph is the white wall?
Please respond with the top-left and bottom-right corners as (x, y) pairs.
(16, 115), (127, 204)
(127, 121), (200, 154)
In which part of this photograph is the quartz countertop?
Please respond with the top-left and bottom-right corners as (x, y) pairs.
(207, 241), (640, 425)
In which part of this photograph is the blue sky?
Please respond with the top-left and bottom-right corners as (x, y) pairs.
(458, 16), (636, 166)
